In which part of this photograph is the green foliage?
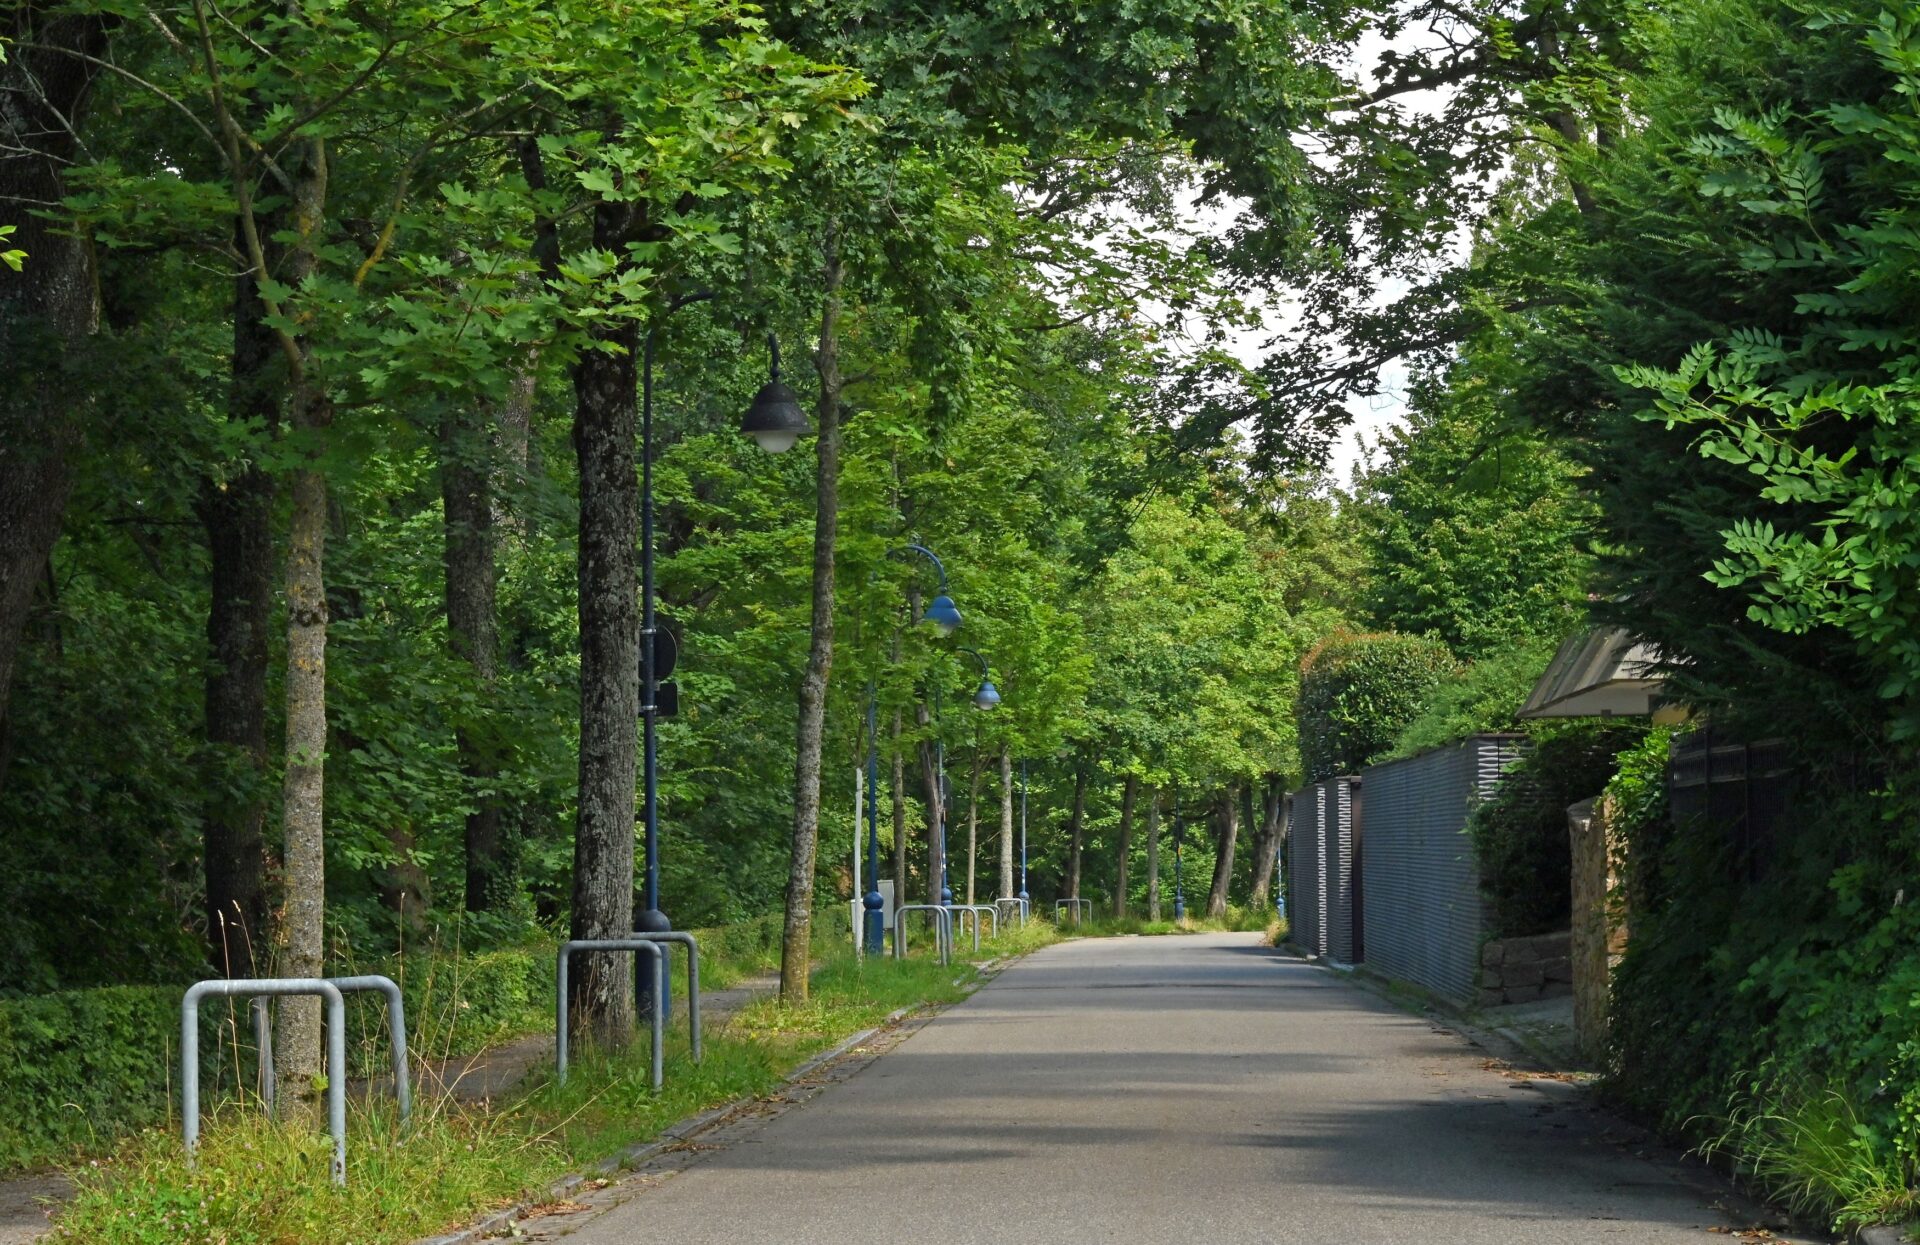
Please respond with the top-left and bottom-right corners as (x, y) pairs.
(1466, 723), (1645, 939)
(0, 987), (196, 1170)
(1388, 640), (1559, 759)
(1296, 630), (1458, 782)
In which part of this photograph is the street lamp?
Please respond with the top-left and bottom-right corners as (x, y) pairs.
(957, 646), (999, 710)
(1018, 758), (1029, 905)
(892, 544), (962, 636)
(738, 334), (811, 453)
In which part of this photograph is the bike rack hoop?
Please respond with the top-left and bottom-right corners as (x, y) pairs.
(251, 974), (411, 1125)
(625, 931), (702, 1062)
(184, 978), (347, 1186)
(555, 940), (666, 1089)
(892, 905), (953, 965)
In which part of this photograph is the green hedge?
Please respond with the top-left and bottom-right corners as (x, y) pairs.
(1467, 722), (1644, 938)
(0, 985), (198, 1170)
(1297, 630), (1458, 782)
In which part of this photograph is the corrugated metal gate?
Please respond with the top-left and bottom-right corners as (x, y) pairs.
(1288, 775), (1361, 963)
(1355, 735), (1523, 1004)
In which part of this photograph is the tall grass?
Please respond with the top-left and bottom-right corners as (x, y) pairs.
(1697, 1075), (1920, 1234)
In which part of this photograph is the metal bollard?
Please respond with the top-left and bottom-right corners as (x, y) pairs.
(627, 931), (702, 1063)
(555, 940), (666, 1089)
(253, 975), (411, 1125)
(185, 979), (347, 1185)
(892, 905), (953, 965)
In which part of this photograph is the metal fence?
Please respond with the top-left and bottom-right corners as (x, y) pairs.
(1356, 735), (1524, 1004)
(1287, 775), (1361, 963)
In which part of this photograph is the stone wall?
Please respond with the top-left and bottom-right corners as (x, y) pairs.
(1569, 794), (1629, 1063)
(1477, 931), (1573, 1008)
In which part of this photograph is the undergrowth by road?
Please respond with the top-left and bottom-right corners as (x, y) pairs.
(47, 921), (1059, 1245)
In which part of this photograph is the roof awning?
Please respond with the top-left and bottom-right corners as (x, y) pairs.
(1518, 628), (1665, 719)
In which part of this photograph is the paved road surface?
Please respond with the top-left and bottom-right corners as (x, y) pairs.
(550, 934), (1798, 1244)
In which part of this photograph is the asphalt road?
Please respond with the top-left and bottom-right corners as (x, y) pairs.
(549, 933), (1800, 1244)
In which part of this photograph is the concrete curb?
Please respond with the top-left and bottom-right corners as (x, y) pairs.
(413, 1007), (915, 1245)
(1855, 1225), (1916, 1245)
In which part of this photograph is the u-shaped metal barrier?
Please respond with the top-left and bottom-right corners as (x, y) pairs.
(1055, 898), (1093, 927)
(995, 896), (1031, 928)
(184, 979), (347, 1185)
(250, 974), (411, 1126)
(555, 940), (666, 1089)
(893, 905), (953, 964)
(626, 931), (702, 1062)
(949, 904), (998, 950)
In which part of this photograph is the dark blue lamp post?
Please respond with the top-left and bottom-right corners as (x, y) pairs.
(1171, 800), (1187, 921)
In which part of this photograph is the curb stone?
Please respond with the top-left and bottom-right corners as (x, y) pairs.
(413, 1006), (914, 1245)
(1856, 1226), (1916, 1245)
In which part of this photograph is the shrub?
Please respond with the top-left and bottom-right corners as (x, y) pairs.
(0, 985), (223, 1171)
(1467, 721), (1645, 938)
(1388, 638), (1560, 759)
(1297, 630), (1458, 782)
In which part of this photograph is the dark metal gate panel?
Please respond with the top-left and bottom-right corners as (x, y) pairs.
(1356, 736), (1524, 1003)
(1327, 776), (1361, 964)
(1287, 784), (1323, 956)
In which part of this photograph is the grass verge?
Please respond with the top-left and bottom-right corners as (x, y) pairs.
(50, 919), (1056, 1245)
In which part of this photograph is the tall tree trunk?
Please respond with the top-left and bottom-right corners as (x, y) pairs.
(1113, 774), (1137, 918)
(779, 227), (843, 1004)
(998, 746), (1015, 899)
(965, 750), (982, 906)
(567, 201), (647, 1042)
(443, 399), (506, 910)
(1064, 766), (1086, 900)
(918, 714), (942, 905)
(199, 243), (277, 977)
(0, 12), (108, 787)
(1206, 787), (1242, 919)
(890, 707), (907, 913)
(1247, 776), (1285, 910)
(1145, 790), (1161, 921)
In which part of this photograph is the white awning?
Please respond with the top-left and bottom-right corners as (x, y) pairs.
(1518, 628), (1666, 719)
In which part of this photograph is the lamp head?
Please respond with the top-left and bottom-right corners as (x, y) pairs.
(973, 679), (1001, 711)
(923, 594), (962, 637)
(740, 379), (810, 453)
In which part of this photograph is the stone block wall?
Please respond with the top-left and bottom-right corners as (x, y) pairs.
(1477, 930), (1573, 1008)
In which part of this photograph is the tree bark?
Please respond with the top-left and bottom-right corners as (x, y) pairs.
(0, 10), (108, 785)
(1145, 790), (1161, 921)
(1206, 787), (1242, 919)
(919, 713), (942, 905)
(779, 226), (843, 1004)
(998, 746), (1015, 899)
(965, 750), (982, 906)
(567, 200), (647, 1042)
(443, 399), (506, 910)
(1064, 766), (1086, 900)
(274, 133), (332, 1107)
(199, 245), (278, 976)
(1113, 774), (1137, 918)
(890, 707), (907, 913)
(1247, 776), (1285, 910)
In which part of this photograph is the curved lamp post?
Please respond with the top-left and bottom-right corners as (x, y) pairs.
(739, 334), (811, 453)
(956, 646), (1000, 711)
(1018, 758), (1030, 904)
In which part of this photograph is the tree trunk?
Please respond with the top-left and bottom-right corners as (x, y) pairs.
(443, 399), (506, 911)
(965, 751), (982, 906)
(779, 226), (843, 1004)
(273, 132), (332, 1110)
(890, 707), (907, 913)
(1247, 776), (1285, 910)
(199, 248), (278, 977)
(1145, 790), (1161, 921)
(998, 746), (1015, 899)
(0, 12), (108, 786)
(1113, 774), (1137, 918)
(567, 200), (646, 1043)
(1064, 766), (1086, 900)
(918, 718), (942, 905)
(1206, 787), (1242, 919)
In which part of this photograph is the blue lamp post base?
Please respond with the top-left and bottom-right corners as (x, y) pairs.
(863, 891), (886, 955)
